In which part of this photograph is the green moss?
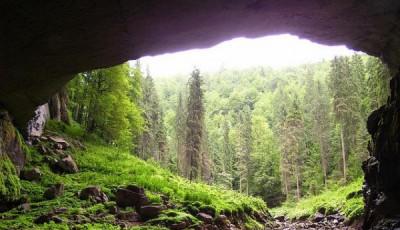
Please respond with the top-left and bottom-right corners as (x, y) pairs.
(0, 154), (21, 201)
(147, 209), (200, 227)
(244, 215), (264, 230)
(146, 192), (162, 204)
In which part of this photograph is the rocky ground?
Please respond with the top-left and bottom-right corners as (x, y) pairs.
(271, 213), (362, 230)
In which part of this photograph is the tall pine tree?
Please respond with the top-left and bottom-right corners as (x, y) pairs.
(185, 69), (205, 181)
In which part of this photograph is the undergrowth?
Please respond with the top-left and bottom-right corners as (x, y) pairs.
(271, 178), (364, 221)
(0, 138), (266, 229)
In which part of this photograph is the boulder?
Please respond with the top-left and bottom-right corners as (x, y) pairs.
(44, 183), (64, 200)
(79, 186), (108, 203)
(20, 168), (42, 181)
(48, 136), (70, 149)
(108, 205), (119, 214)
(115, 186), (149, 209)
(139, 205), (164, 220)
(253, 211), (268, 224)
(126, 185), (145, 194)
(55, 155), (79, 173)
(116, 211), (140, 222)
(197, 212), (213, 224)
(215, 214), (230, 226)
(199, 205), (216, 217)
(313, 212), (325, 222)
(327, 214), (345, 222)
(170, 221), (189, 230)
(317, 207), (326, 215)
(274, 215), (285, 222)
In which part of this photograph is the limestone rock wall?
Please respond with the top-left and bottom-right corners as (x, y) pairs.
(27, 104), (50, 138)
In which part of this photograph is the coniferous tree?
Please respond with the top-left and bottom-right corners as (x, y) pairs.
(235, 105), (252, 194)
(329, 56), (353, 182)
(137, 71), (168, 165)
(175, 92), (188, 177)
(153, 55), (389, 205)
(222, 118), (234, 188)
(185, 69), (205, 181)
(305, 78), (331, 186)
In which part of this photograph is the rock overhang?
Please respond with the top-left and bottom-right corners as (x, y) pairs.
(1, 0), (400, 127)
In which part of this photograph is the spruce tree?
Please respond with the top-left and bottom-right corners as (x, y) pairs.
(185, 69), (205, 181)
(175, 92), (187, 176)
(137, 71), (168, 165)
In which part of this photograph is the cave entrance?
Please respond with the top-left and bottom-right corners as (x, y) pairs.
(132, 34), (389, 212)
(2, 2), (400, 229)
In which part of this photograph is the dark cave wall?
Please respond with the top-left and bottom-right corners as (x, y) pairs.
(363, 72), (400, 229)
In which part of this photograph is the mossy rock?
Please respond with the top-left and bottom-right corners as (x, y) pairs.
(0, 154), (21, 202)
(0, 110), (27, 173)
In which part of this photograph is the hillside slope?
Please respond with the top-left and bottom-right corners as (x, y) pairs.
(271, 179), (364, 223)
(0, 133), (269, 230)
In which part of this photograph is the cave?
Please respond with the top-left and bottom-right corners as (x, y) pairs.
(1, 1), (400, 229)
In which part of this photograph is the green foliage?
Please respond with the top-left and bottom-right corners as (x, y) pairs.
(0, 154), (21, 202)
(0, 140), (266, 229)
(185, 69), (206, 181)
(45, 120), (85, 139)
(244, 215), (264, 230)
(147, 209), (200, 227)
(156, 54), (388, 206)
(136, 71), (168, 166)
(67, 63), (144, 149)
(271, 178), (363, 220)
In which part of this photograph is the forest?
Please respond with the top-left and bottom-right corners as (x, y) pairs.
(67, 54), (389, 207)
(0, 51), (390, 230)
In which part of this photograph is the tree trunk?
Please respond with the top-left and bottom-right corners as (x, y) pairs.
(295, 161), (301, 201)
(319, 138), (328, 186)
(340, 126), (347, 182)
(246, 179), (249, 195)
(282, 168), (289, 200)
(48, 87), (70, 125)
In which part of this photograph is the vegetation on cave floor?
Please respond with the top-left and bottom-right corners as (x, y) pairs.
(0, 136), (267, 230)
(2, 51), (390, 229)
(271, 178), (364, 221)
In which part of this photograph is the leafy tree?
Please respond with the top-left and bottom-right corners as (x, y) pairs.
(68, 63), (143, 148)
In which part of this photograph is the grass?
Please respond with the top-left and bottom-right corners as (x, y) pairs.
(0, 139), (267, 229)
(271, 178), (364, 221)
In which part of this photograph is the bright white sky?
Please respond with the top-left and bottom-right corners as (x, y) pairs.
(135, 34), (355, 78)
